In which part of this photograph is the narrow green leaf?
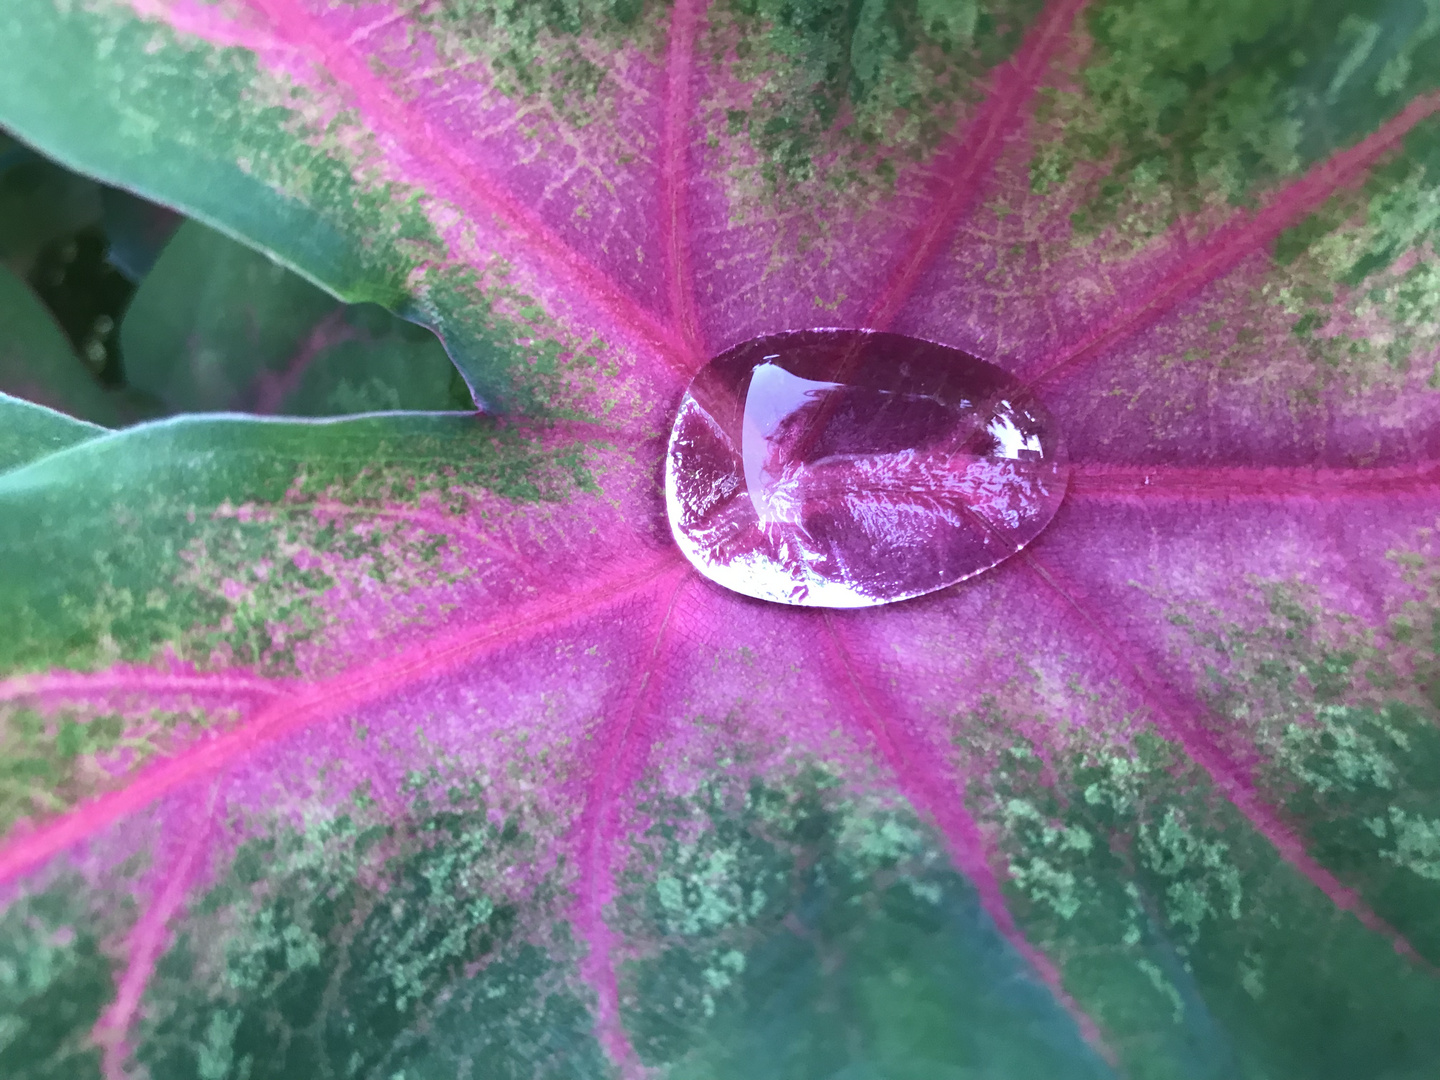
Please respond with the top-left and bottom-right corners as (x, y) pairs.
(0, 265), (119, 425)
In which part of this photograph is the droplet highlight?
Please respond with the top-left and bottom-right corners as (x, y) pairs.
(665, 329), (1069, 608)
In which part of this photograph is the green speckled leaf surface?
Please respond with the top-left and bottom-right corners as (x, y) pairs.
(2, 0), (1440, 1077)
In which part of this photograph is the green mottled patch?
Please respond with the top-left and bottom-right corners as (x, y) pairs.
(0, 878), (122, 1080)
(1165, 544), (1440, 961)
(0, 702), (225, 834)
(137, 779), (605, 1080)
(966, 709), (1440, 1079)
(417, 261), (626, 420)
(165, 503), (432, 676)
(1175, 580), (1389, 741)
(709, 0), (1044, 205)
(0, 413), (604, 675)
(1267, 117), (1440, 384)
(1030, 0), (1440, 238)
(617, 768), (1111, 1078)
(395, 0), (668, 123)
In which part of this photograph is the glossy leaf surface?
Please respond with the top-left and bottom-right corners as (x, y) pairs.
(2, 1), (1440, 1077)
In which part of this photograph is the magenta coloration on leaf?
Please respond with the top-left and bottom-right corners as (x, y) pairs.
(666, 329), (1068, 607)
(8, 0), (1440, 1076)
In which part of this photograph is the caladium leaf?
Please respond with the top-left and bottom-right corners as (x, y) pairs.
(122, 221), (473, 415)
(3, 0), (1440, 1077)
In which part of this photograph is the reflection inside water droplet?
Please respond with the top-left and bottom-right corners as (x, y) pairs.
(664, 329), (1069, 608)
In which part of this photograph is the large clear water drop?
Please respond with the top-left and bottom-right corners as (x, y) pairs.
(665, 329), (1069, 608)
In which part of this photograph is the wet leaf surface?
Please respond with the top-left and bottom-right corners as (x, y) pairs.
(1, 1), (1440, 1076)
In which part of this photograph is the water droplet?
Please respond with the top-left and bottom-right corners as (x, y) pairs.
(664, 329), (1069, 608)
